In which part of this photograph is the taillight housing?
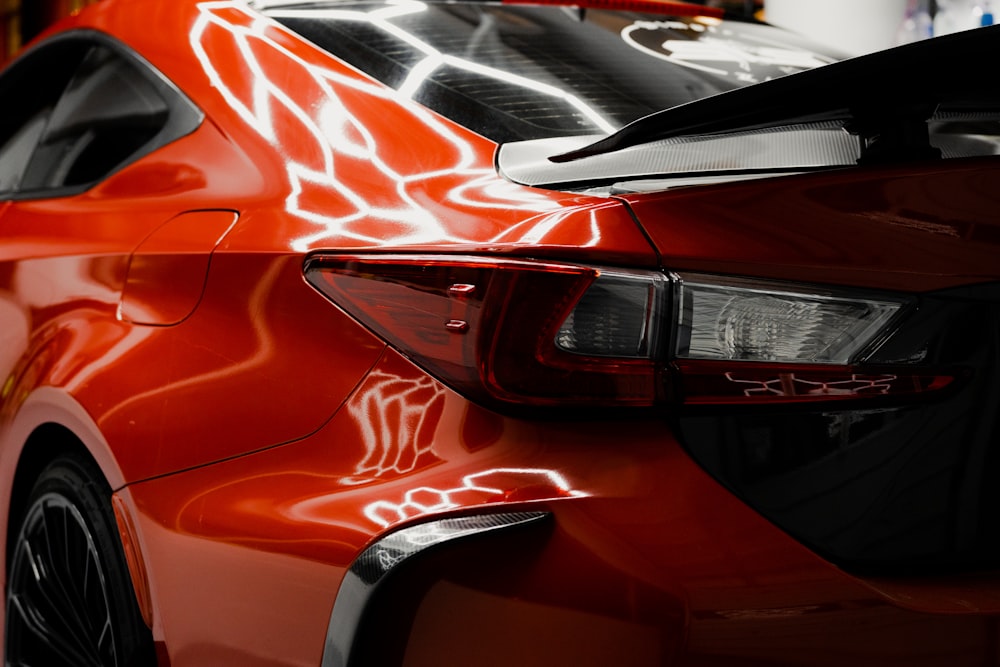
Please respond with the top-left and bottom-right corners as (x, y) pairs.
(305, 255), (956, 409)
(674, 274), (906, 365)
(305, 255), (668, 407)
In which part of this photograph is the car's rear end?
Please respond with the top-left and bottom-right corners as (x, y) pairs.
(241, 1), (1000, 664)
(104, 0), (1000, 663)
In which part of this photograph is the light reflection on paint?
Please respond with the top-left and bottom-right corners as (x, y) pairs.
(0, 294), (30, 402)
(499, 207), (579, 245)
(445, 173), (560, 212)
(94, 258), (286, 418)
(11, 257), (153, 395)
(190, 1), (603, 250)
(363, 467), (587, 528)
(342, 368), (446, 484)
(191, 2), (480, 247)
(190, 2), (480, 246)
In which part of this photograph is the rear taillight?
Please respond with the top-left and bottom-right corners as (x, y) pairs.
(305, 255), (956, 409)
(305, 255), (666, 407)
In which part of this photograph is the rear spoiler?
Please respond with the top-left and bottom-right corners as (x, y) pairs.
(551, 24), (1000, 165)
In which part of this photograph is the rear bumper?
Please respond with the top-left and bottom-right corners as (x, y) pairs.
(121, 348), (1000, 666)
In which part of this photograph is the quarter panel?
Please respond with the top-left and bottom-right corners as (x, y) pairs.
(120, 209), (239, 325)
(119, 349), (1000, 665)
(622, 159), (1000, 291)
(85, 251), (386, 482)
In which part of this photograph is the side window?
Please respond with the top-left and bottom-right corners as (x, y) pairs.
(0, 33), (203, 199)
(0, 40), (85, 195)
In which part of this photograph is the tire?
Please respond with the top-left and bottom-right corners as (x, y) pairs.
(5, 453), (155, 666)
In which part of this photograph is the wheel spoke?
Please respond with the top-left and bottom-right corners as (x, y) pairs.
(7, 494), (116, 667)
(37, 507), (104, 662)
(8, 590), (98, 667)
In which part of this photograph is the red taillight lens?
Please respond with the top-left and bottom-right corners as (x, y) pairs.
(304, 255), (667, 407)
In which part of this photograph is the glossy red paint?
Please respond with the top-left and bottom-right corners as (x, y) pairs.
(123, 350), (1000, 665)
(623, 159), (1000, 291)
(2, 0), (1000, 664)
(0, 0), (662, 482)
(120, 210), (239, 326)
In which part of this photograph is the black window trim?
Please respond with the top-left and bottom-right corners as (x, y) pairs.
(0, 28), (205, 201)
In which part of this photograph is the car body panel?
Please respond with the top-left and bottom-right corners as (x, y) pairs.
(622, 159), (1000, 292)
(120, 209), (240, 326)
(0, 0), (660, 484)
(122, 350), (1000, 666)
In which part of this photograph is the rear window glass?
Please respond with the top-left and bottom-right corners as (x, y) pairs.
(266, 3), (839, 142)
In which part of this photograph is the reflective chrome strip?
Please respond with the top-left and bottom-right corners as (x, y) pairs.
(321, 511), (551, 667)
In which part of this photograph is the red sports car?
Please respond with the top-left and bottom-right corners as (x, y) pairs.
(2, 0), (1000, 664)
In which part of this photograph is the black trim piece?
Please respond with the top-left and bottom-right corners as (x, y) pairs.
(0, 28), (204, 201)
(551, 24), (1000, 164)
(321, 511), (551, 667)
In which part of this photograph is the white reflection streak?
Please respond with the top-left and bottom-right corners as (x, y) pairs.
(347, 369), (445, 479)
(196, 11), (362, 209)
(492, 207), (579, 245)
(446, 172), (556, 212)
(192, 2), (488, 248)
(363, 467), (587, 527)
(587, 209), (603, 247)
(421, 55), (616, 135)
(192, 2), (605, 248)
(398, 55), (442, 98)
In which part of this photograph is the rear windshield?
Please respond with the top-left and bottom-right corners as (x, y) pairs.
(265, 2), (840, 143)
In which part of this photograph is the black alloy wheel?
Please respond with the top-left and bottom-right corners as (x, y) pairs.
(5, 454), (155, 666)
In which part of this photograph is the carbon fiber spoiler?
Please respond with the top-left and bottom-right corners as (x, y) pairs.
(551, 24), (1000, 165)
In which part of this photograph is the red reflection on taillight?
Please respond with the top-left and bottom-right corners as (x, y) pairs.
(304, 255), (660, 407)
(675, 360), (957, 405)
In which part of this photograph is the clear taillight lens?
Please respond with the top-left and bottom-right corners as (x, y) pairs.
(670, 274), (954, 404)
(675, 274), (907, 364)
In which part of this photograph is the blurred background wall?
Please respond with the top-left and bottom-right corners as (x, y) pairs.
(765, 0), (909, 55)
(0, 0), (99, 62)
(0, 0), (967, 66)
